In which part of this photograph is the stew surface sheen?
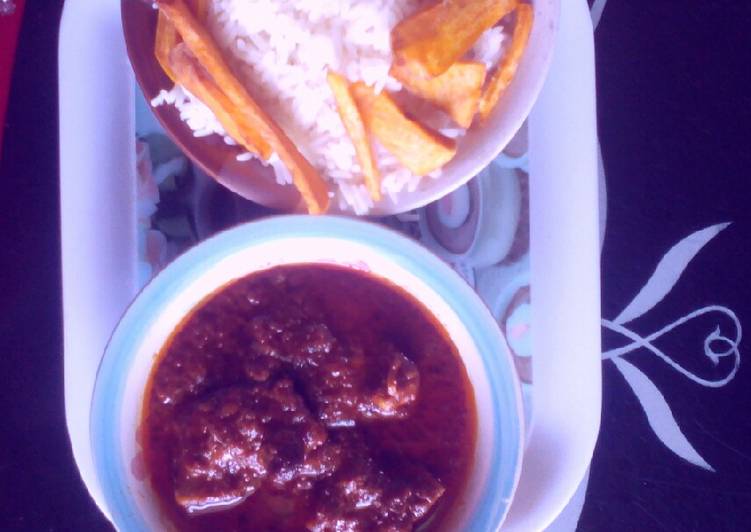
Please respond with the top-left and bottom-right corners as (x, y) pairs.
(142, 264), (476, 531)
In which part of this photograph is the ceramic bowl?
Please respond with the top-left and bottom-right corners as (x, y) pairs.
(121, 1), (559, 214)
(90, 215), (524, 530)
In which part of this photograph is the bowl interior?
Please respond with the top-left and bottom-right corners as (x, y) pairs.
(91, 216), (524, 530)
(121, 0), (559, 215)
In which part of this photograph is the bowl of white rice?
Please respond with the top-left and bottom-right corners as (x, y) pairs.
(123, 0), (559, 215)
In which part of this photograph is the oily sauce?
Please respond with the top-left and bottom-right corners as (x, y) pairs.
(142, 264), (476, 531)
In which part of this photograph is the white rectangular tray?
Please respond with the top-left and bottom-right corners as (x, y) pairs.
(59, 1), (600, 530)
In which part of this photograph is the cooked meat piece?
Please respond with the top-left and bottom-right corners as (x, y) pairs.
(307, 432), (444, 532)
(311, 343), (420, 427)
(247, 309), (420, 426)
(170, 379), (339, 514)
(357, 348), (419, 420)
(170, 387), (268, 514)
(379, 462), (446, 524)
(151, 344), (212, 407)
(242, 355), (282, 382)
(248, 314), (336, 366)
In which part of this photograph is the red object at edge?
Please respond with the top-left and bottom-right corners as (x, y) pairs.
(0, 0), (26, 156)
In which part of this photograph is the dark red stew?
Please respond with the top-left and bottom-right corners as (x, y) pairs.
(142, 264), (476, 531)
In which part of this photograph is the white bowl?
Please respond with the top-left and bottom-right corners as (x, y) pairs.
(90, 216), (525, 531)
(122, 0), (560, 215)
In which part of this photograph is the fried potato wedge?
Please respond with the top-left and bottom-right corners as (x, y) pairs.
(155, 11), (180, 82)
(192, 0), (210, 21)
(391, 60), (487, 129)
(479, 3), (534, 120)
(327, 71), (381, 201)
(157, 0), (330, 214)
(169, 44), (264, 158)
(351, 82), (456, 177)
(155, 0), (208, 83)
(157, 0), (269, 158)
(392, 0), (517, 77)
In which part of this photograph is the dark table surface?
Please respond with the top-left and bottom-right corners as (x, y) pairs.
(1, 1), (750, 530)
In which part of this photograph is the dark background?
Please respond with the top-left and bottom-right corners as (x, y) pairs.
(582, 2), (751, 531)
(1, 1), (749, 530)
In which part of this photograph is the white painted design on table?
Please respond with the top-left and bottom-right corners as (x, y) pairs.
(590, 0), (608, 30)
(602, 223), (742, 472)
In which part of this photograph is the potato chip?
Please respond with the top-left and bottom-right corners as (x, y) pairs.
(327, 71), (381, 201)
(157, 0), (270, 158)
(391, 60), (486, 129)
(169, 44), (264, 158)
(157, 0), (330, 214)
(155, 1), (209, 82)
(351, 82), (456, 177)
(392, 0), (517, 77)
(479, 3), (534, 120)
(155, 11), (180, 82)
(192, 0), (210, 20)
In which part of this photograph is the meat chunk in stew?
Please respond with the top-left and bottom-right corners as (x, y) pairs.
(307, 433), (445, 532)
(247, 309), (419, 426)
(170, 379), (339, 513)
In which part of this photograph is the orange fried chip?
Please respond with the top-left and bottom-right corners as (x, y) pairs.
(391, 60), (487, 129)
(351, 82), (456, 177)
(392, 0), (517, 77)
(155, 1), (208, 82)
(157, 0), (330, 214)
(155, 11), (180, 82)
(192, 0), (210, 20)
(479, 3), (534, 120)
(157, 0), (273, 157)
(327, 71), (381, 201)
(169, 44), (264, 158)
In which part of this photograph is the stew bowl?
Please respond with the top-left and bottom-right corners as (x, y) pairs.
(90, 215), (524, 530)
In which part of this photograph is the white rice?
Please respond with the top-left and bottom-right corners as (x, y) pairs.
(151, 0), (507, 213)
(470, 26), (507, 70)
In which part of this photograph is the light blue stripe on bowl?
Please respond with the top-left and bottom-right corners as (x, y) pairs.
(91, 215), (523, 532)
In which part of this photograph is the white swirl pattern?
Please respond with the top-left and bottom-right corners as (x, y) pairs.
(601, 223), (742, 471)
(603, 305), (742, 388)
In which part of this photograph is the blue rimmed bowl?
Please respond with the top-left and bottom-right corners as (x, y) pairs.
(90, 215), (524, 531)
